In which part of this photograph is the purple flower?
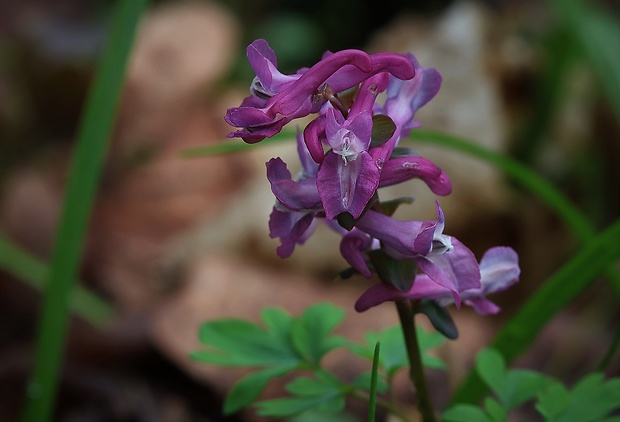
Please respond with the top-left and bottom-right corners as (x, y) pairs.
(370, 54), (442, 165)
(266, 131), (323, 258)
(225, 40), (416, 144)
(378, 154), (452, 196)
(351, 202), (481, 306)
(355, 247), (520, 313)
(246, 39), (301, 101)
(382, 53), (442, 137)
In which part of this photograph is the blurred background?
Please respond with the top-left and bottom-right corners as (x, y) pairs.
(0, 0), (618, 420)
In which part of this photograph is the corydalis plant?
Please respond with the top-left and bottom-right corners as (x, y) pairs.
(226, 39), (519, 314)
(225, 39), (521, 421)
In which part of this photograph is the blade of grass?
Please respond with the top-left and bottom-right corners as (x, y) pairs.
(181, 134), (287, 157)
(0, 234), (115, 327)
(450, 217), (620, 405)
(368, 341), (380, 422)
(407, 129), (620, 295)
(22, 0), (147, 420)
(551, 0), (620, 123)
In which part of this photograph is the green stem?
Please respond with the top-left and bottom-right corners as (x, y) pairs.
(349, 390), (411, 422)
(395, 301), (436, 422)
(22, 0), (147, 420)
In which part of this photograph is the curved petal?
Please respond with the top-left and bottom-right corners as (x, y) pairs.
(268, 207), (316, 258)
(303, 116), (327, 164)
(266, 158), (321, 211)
(273, 49), (374, 116)
(479, 246), (520, 295)
(247, 39), (298, 96)
(463, 298), (501, 315)
(325, 52), (416, 94)
(340, 230), (373, 278)
(317, 151), (380, 220)
(354, 283), (408, 312)
(355, 210), (425, 258)
(384, 54), (442, 132)
(378, 156), (452, 196)
(416, 238), (481, 308)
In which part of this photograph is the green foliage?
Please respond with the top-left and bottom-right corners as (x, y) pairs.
(256, 371), (346, 417)
(536, 373), (620, 422)
(370, 114), (397, 147)
(476, 349), (551, 410)
(443, 348), (620, 422)
(22, 0), (148, 420)
(416, 300), (459, 340)
(193, 304), (446, 419)
(368, 249), (417, 292)
(348, 325), (446, 379)
(0, 233), (115, 327)
(191, 303), (345, 413)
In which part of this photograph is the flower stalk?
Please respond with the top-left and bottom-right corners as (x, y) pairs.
(396, 300), (437, 422)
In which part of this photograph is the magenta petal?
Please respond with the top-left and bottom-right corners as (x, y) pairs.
(355, 283), (407, 312)
(378, 156), (452, 196)
(266, 158), (321, 210)
(296, 128), (319, 176)
(340, 230), (373, 278)
(326, 52), (416, 94)
(246, 39), (299, 96)
(225, 106), (277, 128)
(317, 151), (380, 220)
(269, 207), (316, 258)
(355, 210), (424, 258)
(416, 238), (481, 308)
(274, 49), (373, 116)
(303, 116), (327, 164)
(479, 247), (520, 295)
(464, 298), (501, 315)
(384, 54), (442, 131)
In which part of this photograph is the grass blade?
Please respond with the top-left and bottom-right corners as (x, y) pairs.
(450, 217), (620, 405)
(0, 234), (115, 327)
(22, 0), (147, 420)
(368, 341), (380, 422)
(407, 129), (620, 295)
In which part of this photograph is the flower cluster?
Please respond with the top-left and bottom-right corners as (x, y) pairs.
(226, 39), (519, 315)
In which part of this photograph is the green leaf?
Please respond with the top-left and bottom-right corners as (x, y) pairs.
(290, 303), (347, 364)
(261, 307), (294, 346)
(417, 300), (459, 340)
(442, 404), (493, 422)
(285, 372), (343, 396)
(349, 325), (446, 378)
(257, 372), (346, 418)
(535, 381), (570, 420)
(484, 397), (507, 422)
(224, 365), (297, 414)
(539, 373), (620, 422)
(257, 395), (343, 417)
(476, 349), (506, 395)
(476, 348), (552, 410)
(379, 197), (415, 217)
(368, 249), (417, 292)
(194, 317), (299, 366)
(501, 369), (552, 410)
(370, 114), (396, 147)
